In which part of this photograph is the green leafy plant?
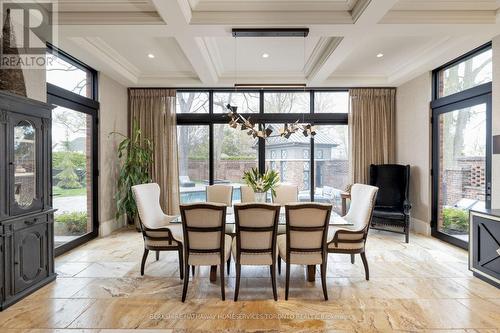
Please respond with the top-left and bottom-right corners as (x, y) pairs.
(242, 167), (280, 196)
(55, 211), (88, 235)
(53, 151), (86, 170)
(110, 122), (153, 223)
(55, 153), (81, 189)
(442, 207), (469, 233)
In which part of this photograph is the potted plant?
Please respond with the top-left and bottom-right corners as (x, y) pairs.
(111, 122), (153, 225)
(242, 167), (280, 202)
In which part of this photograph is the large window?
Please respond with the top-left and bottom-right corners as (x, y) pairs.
(176, 90), (349, 212)
(436, 47), (492, 98)
(432, 43), (492, 249)
(177, 125), (209, 203)
(47, 45), (99, 256)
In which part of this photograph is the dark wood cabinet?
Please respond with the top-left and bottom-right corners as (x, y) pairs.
(469, 209), (500, 288)
(0, 91), (56, 310)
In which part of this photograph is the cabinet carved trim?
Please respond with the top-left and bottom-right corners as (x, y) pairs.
(0, 91), (56, 310)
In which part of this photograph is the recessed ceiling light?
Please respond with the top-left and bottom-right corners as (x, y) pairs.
(376, 53), (384, 58)
(148, 53), (155, 59)
(262, 53), (270, 58)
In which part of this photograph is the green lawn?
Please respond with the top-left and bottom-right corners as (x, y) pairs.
(53, 186), (86, 197)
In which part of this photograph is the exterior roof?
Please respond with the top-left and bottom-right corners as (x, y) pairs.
(264, 125), (338, 147)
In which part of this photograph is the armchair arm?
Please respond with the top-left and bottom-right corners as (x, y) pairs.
(142, 226), (177, 246)
(329, 228), (367, 247)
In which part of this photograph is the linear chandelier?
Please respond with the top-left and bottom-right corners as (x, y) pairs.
(227, 28), (315, 139)
(226, 104), (316, 139)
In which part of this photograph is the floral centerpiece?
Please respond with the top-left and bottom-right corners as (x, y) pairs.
(242, 167), (280, 202)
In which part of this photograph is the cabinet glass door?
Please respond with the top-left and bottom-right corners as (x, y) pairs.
(13, 120), (37, 208)
(52, 105), (94, 249)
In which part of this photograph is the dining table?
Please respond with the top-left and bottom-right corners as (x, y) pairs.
(171, 207), (352, 283)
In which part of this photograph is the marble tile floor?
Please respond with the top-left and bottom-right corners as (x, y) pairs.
(1, 228), (499, 332)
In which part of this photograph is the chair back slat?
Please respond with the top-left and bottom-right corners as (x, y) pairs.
(272, 184), (298, 205)
(131, 183), (166, 229)
(344, 184), (379, 231)
(207, 184), (233, 206)
(180, 203), (226, 253)
(234, 203), (280, 256)
(285, 203), (332, 252)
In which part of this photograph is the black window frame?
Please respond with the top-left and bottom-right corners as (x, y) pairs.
(431, 42), (492, 249)
(174, 88), (349, 202)
(46, 44), (100, 256)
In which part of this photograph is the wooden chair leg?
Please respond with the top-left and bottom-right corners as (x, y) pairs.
(350, 253), (355, 264)
(234, 263), (241, 301)
(277, 255), (281, 275)
(227, 256), (231, 275)
(285, 262), (290, 300)
(181, 262), (190, 302)
(140, 249), (149, 276)
(178, 247), (184, 280)
(270, 264), (277, 301)
(321, 263), (328, 301)
(156, 251), (160, 261)
(360, 252), (369, 280)
(220, 262), (225, 301)
(404, 217), (410, 243)
(191, 265), (195, 276)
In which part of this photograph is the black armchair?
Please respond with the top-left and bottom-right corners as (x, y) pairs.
(369, 164), (411, 243)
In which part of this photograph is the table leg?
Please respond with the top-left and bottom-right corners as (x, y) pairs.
(307, 265), (316, 282)
(209, 265), (217, 282)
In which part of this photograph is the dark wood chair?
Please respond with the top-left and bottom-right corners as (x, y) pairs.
(232, 203), (280, 301)
(277, 203), (332, 301)
(180, 203), (231, 302)
(369, 164), (412, 243)
(327, 184), (378, 280)
(132, 183), (184, 279)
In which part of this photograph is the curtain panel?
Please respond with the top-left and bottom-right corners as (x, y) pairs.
(129, 88), (180, 215)
(349, 88), (396, 184)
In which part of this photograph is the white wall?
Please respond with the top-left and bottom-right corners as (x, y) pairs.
(396, 73), (432, 235)
(98, 74), (128, 236)
(396, 34), (500, 234)
(492, 36), (500, 209)
(22, 68), (46, 102)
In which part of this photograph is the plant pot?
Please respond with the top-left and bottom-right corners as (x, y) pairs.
(255, 192), (267, 203)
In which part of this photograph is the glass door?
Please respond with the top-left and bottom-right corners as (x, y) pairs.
(51, 105), (95, 249)
(432, 94), (491, 248)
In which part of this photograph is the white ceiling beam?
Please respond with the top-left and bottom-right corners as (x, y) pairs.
(151, 0), (219, 84)
(189, 11), (353, 25)
(55, 11), (164, 25)
(308, 0), (398, 84)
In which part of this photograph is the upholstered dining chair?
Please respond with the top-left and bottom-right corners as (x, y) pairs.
(131, 183), (184, 279)
(179, 203), (231, 302)
(232, 203), (280, 301)
(206, 184), (233, 206)
(327, 183), (378, 280)
(239, 185), (256, 203)
(277, 203), (332, 300)
(272, 184), (298, 205)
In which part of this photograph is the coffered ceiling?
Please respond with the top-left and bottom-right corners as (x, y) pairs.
(53, 0), (500, 87)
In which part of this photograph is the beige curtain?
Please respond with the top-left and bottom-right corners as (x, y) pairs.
(349, 88), (396, 184)
(129, 89), (180, 215)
